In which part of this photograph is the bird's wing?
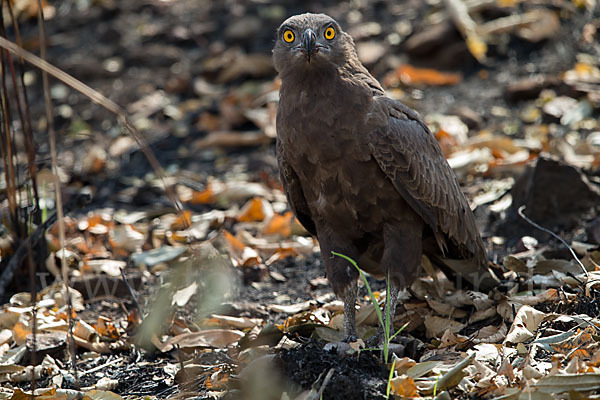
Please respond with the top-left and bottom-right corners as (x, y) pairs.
(276, 139), (317, 236)
(367, 97), (485, 263)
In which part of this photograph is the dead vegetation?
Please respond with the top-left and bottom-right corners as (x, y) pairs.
(0, 0), (599, 399)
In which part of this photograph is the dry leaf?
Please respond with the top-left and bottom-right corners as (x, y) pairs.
(424, 315), (465, 338)
(385, 64), (462, 87)
(82, 259), (126, 277)
(264, 247), (299, 265)
(172, 282), (198, 307)
(168, 329), (244, 348)
(504, 305), (546, 344)
(237, 197), (272, 222)
(263, 211), (294, 237)
(96, 316), (120, 340)
(390, 375), (418, 397)
(222, 230), (262, 267)
(206, 315), (262, 329)
(393, 357), (417, 375)
(83, 389), (124, 400)
(73, 320), (96, 341)
(189, 182), (219, 204)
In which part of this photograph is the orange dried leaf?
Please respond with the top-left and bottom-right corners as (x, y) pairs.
(389, 64), (462, 87)
(223, 230), (246, 254)
(435, 128), (452, 140)
(205, 369), (230, 390)
(127, 309), (142, 330)
(12, 321), (30, 345)
(85, 214), (111, 235)
(97, 316), (120, 339)
(222, 229), (262, 266)
(171, 210), (192, 230)
(390, 375), (418, 397)
(189, 184), (217, 205)
(170, 231), (189, 243)
(237, 197), (266, 222)
(491, 148), (506, 159)
(571, 349), (590, 359)
(265, 247), (299, 265)
(241, 249), (262, 267)
(263, 211), (293, 237)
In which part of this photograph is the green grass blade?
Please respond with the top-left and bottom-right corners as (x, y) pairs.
(389, 321), (410, 342)
(385, 358), (396, 399)
(331, 251), (384, 328)
(433, 371), (442, 397)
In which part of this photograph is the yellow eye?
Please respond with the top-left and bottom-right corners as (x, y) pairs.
(283, 30), (295, 43)
(324, 26), (335, 40)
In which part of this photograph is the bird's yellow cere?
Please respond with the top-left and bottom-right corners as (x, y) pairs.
(324, 26), (335, 40)
(283, 30), (295, 43)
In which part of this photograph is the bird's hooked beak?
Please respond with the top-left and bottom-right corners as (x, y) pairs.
(301, 29), (317, 63)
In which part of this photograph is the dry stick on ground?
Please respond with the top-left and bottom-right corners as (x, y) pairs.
(0, 33), (19, 237)
(26, 241), (37, 394)
(3, 6), (42, 393)
(120, 267), (144, 322)
(35, 0), (80, 388)
(443, 0), (488, 62)
(517, 205), (589, 278)
(2, 1), (42, 228)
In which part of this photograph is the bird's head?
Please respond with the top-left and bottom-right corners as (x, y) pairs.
(273, 13), (355, 76)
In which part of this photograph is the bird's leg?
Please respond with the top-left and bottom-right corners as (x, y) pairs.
(366, 222), (422, 349)
(324, 278), (359, 354)
(368, 277), (400, 348)
(342, 279), (358, 342)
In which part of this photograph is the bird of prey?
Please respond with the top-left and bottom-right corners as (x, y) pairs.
(273, 13), (487, 345)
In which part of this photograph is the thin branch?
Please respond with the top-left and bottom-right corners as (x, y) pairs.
(443, 0), (488, 62)
(6, 0), (40, 226)
(36, 0), (79, 388)
(120, 267), (144, 322)
(517, 205), (589, 278)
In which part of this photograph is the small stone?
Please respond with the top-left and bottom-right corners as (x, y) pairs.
(515, 236), (538, 252)
(543, 96), (578, 119)
(357, 41), (386, 65)
(520, 105), (541, 123)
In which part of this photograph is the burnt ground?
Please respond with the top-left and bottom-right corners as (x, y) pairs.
(2, 0), (600, 399)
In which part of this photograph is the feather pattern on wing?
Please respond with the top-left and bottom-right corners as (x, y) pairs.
(276, 139), (317, 236)
(367, 96), (486, 265)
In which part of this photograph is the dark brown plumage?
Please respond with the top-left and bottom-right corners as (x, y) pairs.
(273, 13), (488, 343)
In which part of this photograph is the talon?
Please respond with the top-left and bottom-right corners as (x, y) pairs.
(342, 335), (358, 343)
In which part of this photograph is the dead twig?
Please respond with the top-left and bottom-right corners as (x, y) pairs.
(120, 267), (144, 322)
(443, 0), (487, 62)
(517, 206), (589, 278)
(35, 0), (80, 389)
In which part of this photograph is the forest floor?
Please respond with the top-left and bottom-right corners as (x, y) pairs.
(1, 0), (600, 399)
